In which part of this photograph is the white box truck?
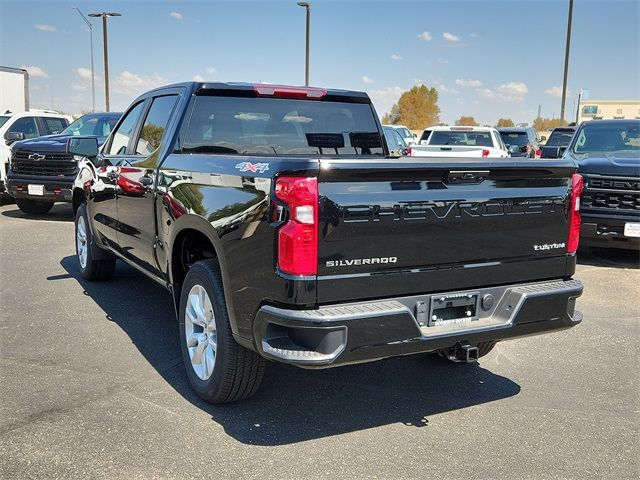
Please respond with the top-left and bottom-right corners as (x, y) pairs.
(0, 66), (29, 114)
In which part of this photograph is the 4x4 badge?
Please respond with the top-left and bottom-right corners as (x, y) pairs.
(235, 162), (269, 173)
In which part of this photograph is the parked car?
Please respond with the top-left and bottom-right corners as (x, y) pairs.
(0, 111), (72, 193)
(541, 126), (578, 159)
(564, 119), (639, 249)
(411, 126), (509, 157)
(70, 81), (583, 404)
(383, 124), (416, 145)
(6, 112), (121, 214)
(383, 126), (409, 157)
(498, 127), (542, 158)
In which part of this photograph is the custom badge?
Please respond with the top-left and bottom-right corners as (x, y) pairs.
(235, 162), (270, 173)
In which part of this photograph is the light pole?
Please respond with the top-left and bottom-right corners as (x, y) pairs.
(74, 7), (95, 112)
(560, 0), (573, 122)
(88, 11), (121, 112)
(297, 2), (310, 86)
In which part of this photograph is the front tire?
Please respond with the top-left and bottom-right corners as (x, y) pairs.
(16, 198), (54, 214)
(75, 203), (116, 281)
(179, 259), (266, 404)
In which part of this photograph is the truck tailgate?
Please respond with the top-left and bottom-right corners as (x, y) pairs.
(316, 157), (577, 304)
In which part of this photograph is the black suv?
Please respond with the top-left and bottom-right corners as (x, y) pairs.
(498, 127), (541, 158)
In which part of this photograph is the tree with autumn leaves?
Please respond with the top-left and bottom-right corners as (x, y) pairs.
(496, 118), (515, 128)
(455, 116), (479, 126)
(381, 85), (440, 129)
(533, 117), (568, 131)
(381, 85), (568, 131)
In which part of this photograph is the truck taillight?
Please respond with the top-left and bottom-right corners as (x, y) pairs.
(405, 147), (412, 156)
(275, 177), (318, 276)
(567, 174), (583, 254)
(482, 149), (490, 157)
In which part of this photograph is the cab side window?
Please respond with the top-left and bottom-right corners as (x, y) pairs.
(134, 95), (179, 156)
(106, 101), (146, 155)
(7, 117), (38, 139)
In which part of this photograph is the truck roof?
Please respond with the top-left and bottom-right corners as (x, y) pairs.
(139, 81), (373, 103)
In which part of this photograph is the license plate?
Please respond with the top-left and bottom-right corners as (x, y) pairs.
(624, 222), (640, 238)
(28, 184), (44, 196)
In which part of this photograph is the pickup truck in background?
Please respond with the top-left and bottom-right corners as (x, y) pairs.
(541, 126), (578, 159)
(410, 126), (509, 158)
(7, 112), (120, 213)
(70, 82), (583, 403)
(561, 119), (639, 249)
(0, 111), (72, 194)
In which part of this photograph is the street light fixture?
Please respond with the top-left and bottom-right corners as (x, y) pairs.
(88, 11), (121, 112)
(74, 7), (95, 112)
(297, 2), (310, 86)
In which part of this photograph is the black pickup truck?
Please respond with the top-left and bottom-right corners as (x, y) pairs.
(7, 112), (120, 214)
(564, 119), (640, 249)
(70, 82), (584, 403)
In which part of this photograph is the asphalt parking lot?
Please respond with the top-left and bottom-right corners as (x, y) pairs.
(1, 202), (638, 479)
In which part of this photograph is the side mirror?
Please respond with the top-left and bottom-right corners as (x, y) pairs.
(541, 146), (561, 159)
(413, 133), (417, 139)
(67, 137), (99, 157)
(540, 135), (547, 142)
(4, 131), (25, 145)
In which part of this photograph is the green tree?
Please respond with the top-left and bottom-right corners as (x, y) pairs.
(533, 117), (568, 131)
(382, 85), (440, 130)
(455, 116), (479, 126)
(496, 117), (515, 128)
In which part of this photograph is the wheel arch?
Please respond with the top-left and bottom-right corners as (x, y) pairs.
(167, 214), (240, 338)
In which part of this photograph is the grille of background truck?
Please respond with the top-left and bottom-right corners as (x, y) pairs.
(11, 152), (77, 177)
(581, 175), (640, 214)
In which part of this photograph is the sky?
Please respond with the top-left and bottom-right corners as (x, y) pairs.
(1, 0), (639, 126)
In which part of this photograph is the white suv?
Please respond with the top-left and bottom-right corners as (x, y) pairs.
(0, 111), (72, 192)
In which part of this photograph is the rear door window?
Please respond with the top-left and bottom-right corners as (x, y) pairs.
(135, 95), (179, 155)
(182, 95), (384, 156)
(41, 117), (68, 134)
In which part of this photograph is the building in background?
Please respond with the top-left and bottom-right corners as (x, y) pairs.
(577, 99), (640, 124)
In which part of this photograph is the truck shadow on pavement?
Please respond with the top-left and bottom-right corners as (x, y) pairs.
(59, 255), (521, 446)
(1, 203), (74, 222)
(577, 247), (639, 269)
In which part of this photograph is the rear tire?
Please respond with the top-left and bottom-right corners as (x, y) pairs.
(75, 203), (116, 281)
(477, 341), (496, 358)
(16, 198), (54, 214)
(179, 259), (266, 404)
